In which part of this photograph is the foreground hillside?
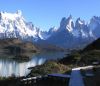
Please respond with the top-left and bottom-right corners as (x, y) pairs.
(60, 38), (100, 66)
(83, 38), (100, 51)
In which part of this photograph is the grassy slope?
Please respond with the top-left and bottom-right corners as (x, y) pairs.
(28, 60), (71, 77)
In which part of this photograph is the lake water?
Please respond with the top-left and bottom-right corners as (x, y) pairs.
(0, 52), (66, 77)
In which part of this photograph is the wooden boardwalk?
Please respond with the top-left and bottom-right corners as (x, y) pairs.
(69, 69), (84, 86)
(69, 66), (93, 86)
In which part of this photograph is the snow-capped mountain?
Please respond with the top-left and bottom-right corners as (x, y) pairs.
(0, 10), (100, 49)
(43, 15), (100, 49)
(0, 10), (48, 41)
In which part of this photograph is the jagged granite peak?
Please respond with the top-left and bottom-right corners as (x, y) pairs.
(89, 16), (100, 30)
(66, 15), (74, 32)
(59, 15), (74, 32)
(72, 17), (89, 38)
(88, 16), (100, 38)
(43, 15), (100, 49)
(75, 17), (86, 27)
(60, 17), (67, 28)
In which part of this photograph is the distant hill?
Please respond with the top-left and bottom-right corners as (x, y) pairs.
(0, 38), (39, 60)
(0, 38), (38, 51)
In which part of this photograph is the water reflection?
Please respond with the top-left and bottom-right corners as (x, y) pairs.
(0, 52), (66, 77)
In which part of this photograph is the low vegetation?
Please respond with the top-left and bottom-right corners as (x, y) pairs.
(28, 60), (71, 77)
(80, 50), (100, 65)
(59, 51), (81, 66)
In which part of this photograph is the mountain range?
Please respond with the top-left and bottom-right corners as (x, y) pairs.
(0, 10), (100, 49)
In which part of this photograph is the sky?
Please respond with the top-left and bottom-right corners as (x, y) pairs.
(0, 0), (100, 31)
